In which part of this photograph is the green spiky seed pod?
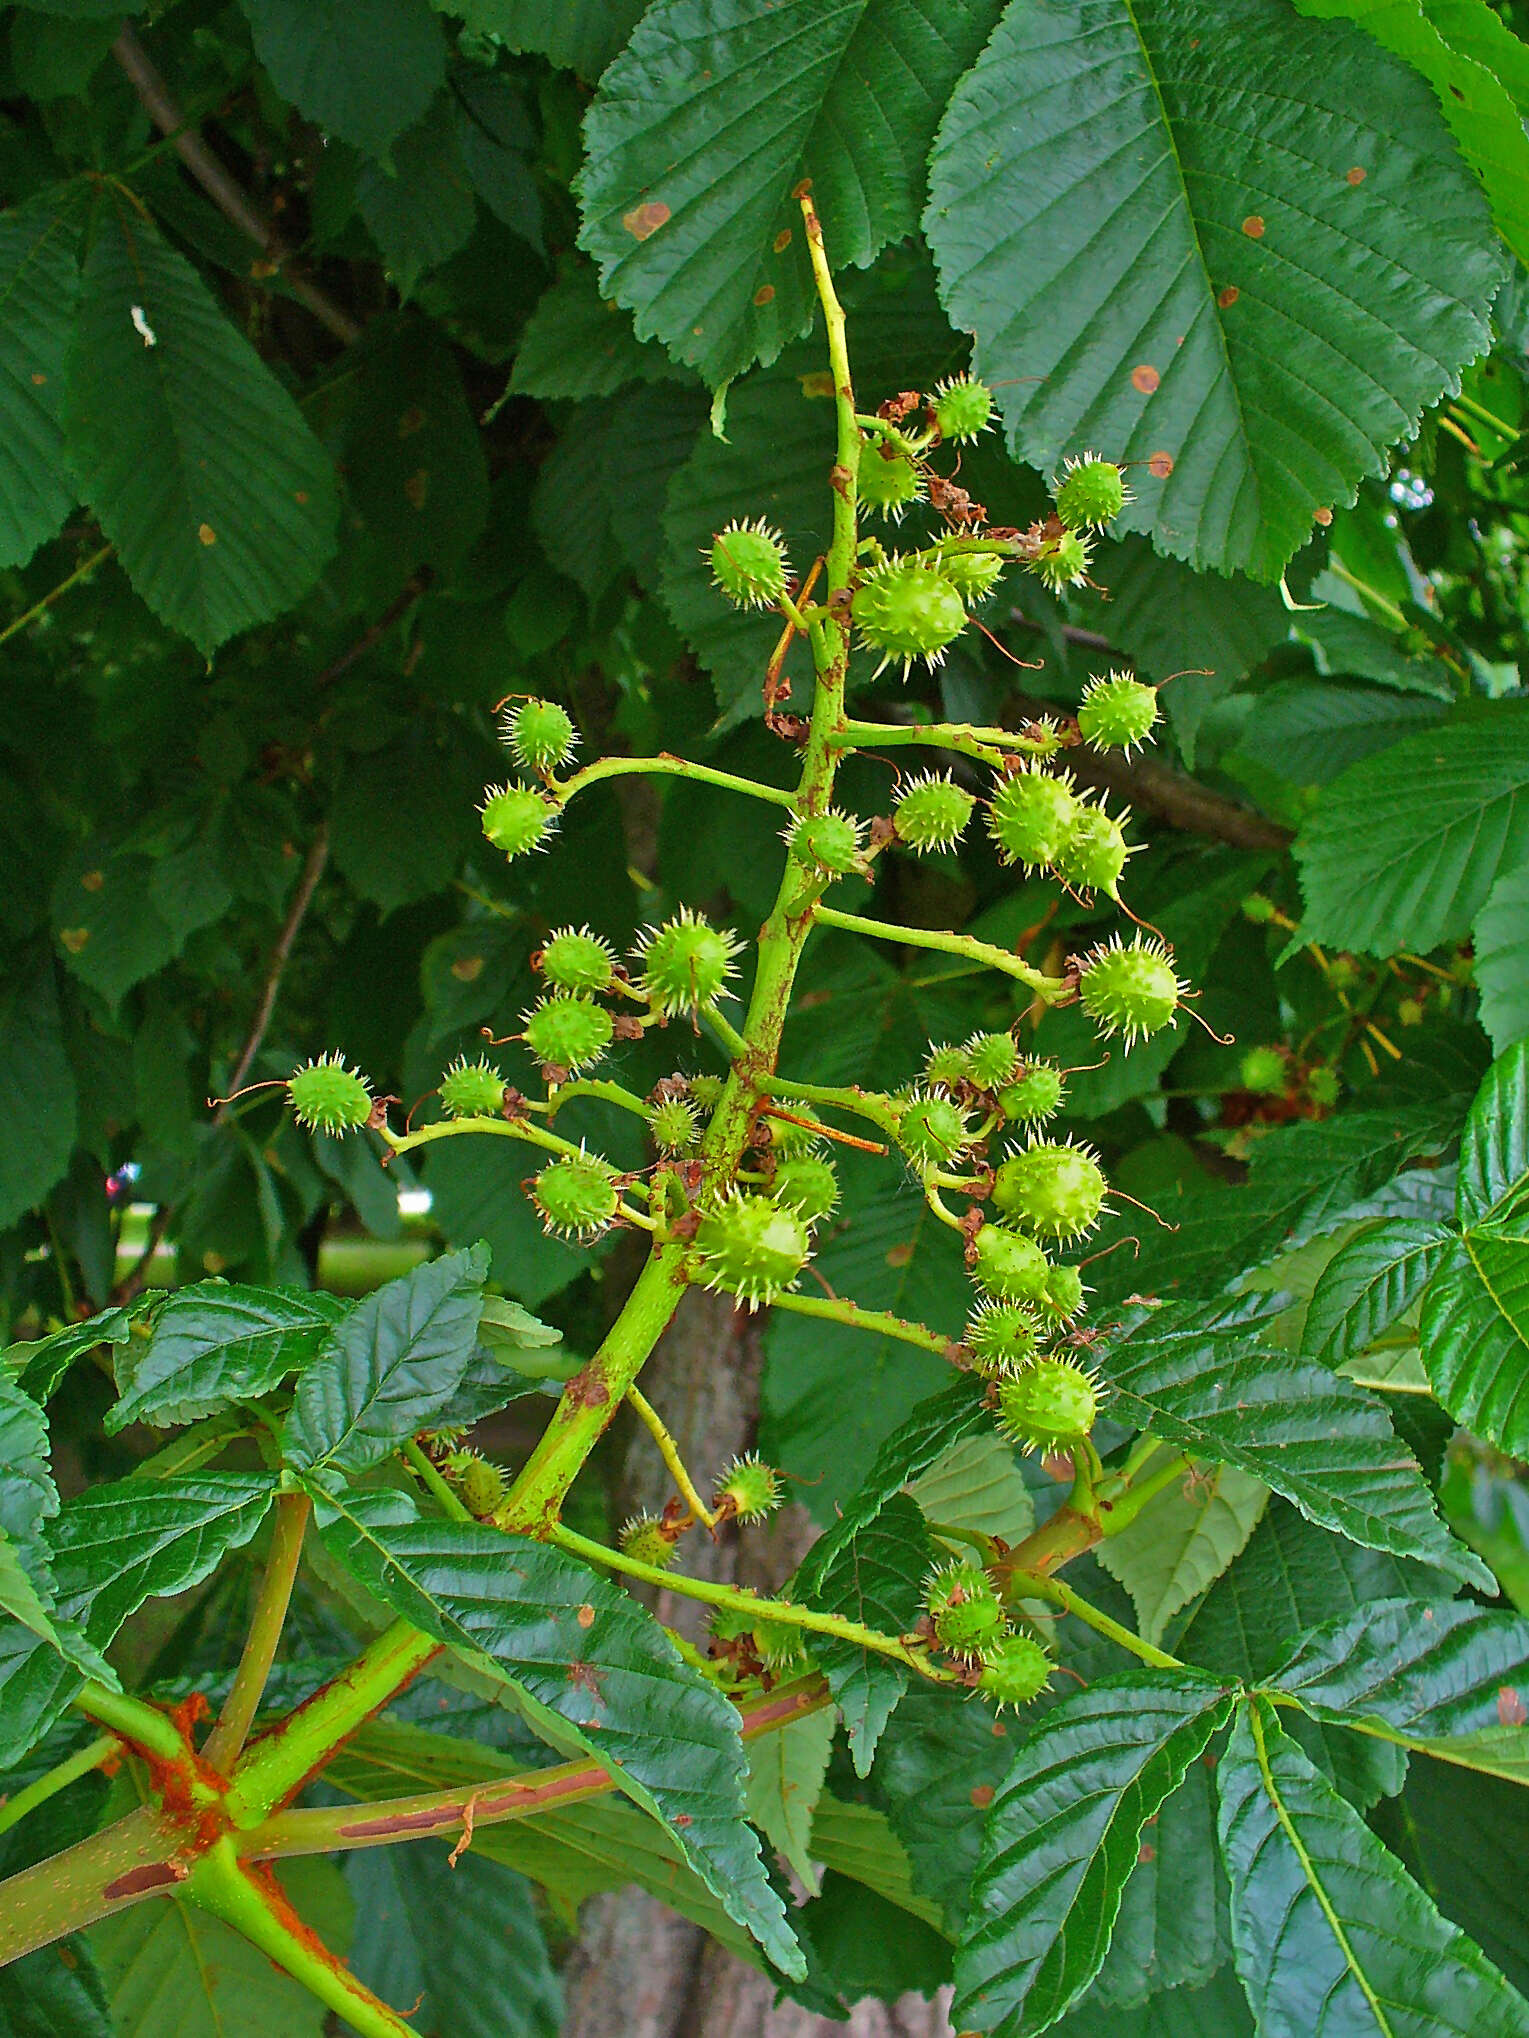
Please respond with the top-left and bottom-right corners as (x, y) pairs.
(1055, 454), (1130, 531)
(965, 1032), (1021, 1091)
(532, 1153), (620, 1239)
(1242, 893), (1279, 925)
(894, 772), (976, 852)
(787, 810), (864, 875)
(541, 926), (617, 995)
(689, 1075), (726, 1111)
(978, 1633), (1053, 1708)
(620, 1513), (677, 1570)
(1240, 1046), (1287, 1095)
(999, 1063), (1066, 1125)
(708, 519), (789, 609)
(1037, 1261), (1086, 1324)
(523, 995), (614, 1072)
(764, 1113), (826, 1158)
(857, 446), (925, 520)
(503, 697), (576, 773)
(772, 1154), (840, 1225)
(924, 1042), (974, 1091)
(650, 1095), (703, 1154)
(694, 1193), (810, 1309)
(996, 1355), (1099, 1453)
(636, 910), (742, 1016)
(1032, 528), (1092, 592)
(1077, 670), (1158, 755)
(1053, 805), (1132, 898)
(1306, 1066), (1340, 1108)
(1079, 937), (1184, 1047)
(899, 1091), (973, 1170)
(925, 1561), (1007, 1658)
(930, 374), (994, 443)
(935, 547), (1005, 604)
(753, 1618), (811, 1675)
(851, 563), (967, 675)
(988, 767), (1080, 871)
(716, 1453), (783, 1523)
(289, 1055), (372, 1133)
(439, 1057), (506, 1120)
(965, 1299), (1043, 1375)
(993, 1140), (1108, 1242)
(481, 783), (556, 859)
(971, 1223), (1052, 1303)
(444, 1451), (507, 1517)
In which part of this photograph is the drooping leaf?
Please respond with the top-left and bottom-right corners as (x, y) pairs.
(236, 0), (446, 161)
(924, 0), (1501, 579)
(1096, 1462), (1269, 1648)
(1293, 703), (1529, 956)
(0, 959), (77, 1232)
(800, 1491), (934, 1776)
(51, 846), (181, 1012)
(1270, 1596), (1529, 1784)
(315, 1490), (804, 1977)
(1474, 861), (1529, 1055)
(6, 1299), (146, 1405)
(0, 200), (79, 569)
(1100, 1301), (1489, 1588)
(1418, 1230), (1529, 1457)
(954, 1671), (1234, 2037)
(282, 1244), (489, 1476)
(357, 105), (477, 296)
(579, 0), (1003, 386)
(1303, 1217), (1457, 1365)
(64, 202), (340, 654)
(1216, 1699), (1529, 2037)
(106, 1283), (348, 1433)
(746, 1705), (835, 1894)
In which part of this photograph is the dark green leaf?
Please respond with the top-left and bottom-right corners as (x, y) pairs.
(357, 106), (477, 295)
(925, 0), (1500, 579)
(1224, 680), (1447, 789)
(1088, 1753), (1228, 2008)
(871, 1687), (1011, 1928)
(237, 0), (446, 160)
(315, 1492), (804, 1976)
(0, 1942), (113, 2038)
(1101, 1301), (1489, 1588)
(106, 1282), (348, 1434)
(0, 201), (79, 569)
(6, 1300), (145, 1405)
(450, 0), (647, 76)
(51, 845), (180, 1011)
(1373, 1754), (1529, 1998)
(1048, 1966), (1254, 2038)
(1303, 1218), (1457, 1365)
(1217, 1700), (1528, 2036)
(511, 260), (692, 400)
(1474, 862), (1529, 1056)
(282, 1244), (490, 1475)
(64, 204), (340, 654)
(954, 1671), (1234, 2036)
(0, 959), (76, 1230)
(801, 1491), (934, 1775)
(1295, 605), (1455, 700)
(1419, 1232), (1529, 1458)
(1293, 703), (1529, 955)
(1270, 1595), (1529, 1784)
(1456, 1038), (1529, 1229)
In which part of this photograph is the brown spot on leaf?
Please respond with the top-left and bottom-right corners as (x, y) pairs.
(753, 284), (776, 307)
(1138, 1840), (1156, 1864)
(992, 1720), (1007, 1736)
(577, 1603), (596, 1630)
(295, 490), (309, 505)
(30, 371), (45, 386)
(398, 405), (427, 438)
(886, 1242), (914, 1268)
(197, 524), (216, 546)
(1131, 363), (1160, 394)
(800, 369), (834, 399)
(623, 201), (671, 242)
(80, 869), (104, 893)
(451, 954), (485, 982)
(1218, 285), (1239, 309)
(404, 469), (429, 510)
(1498, 1685), (1527, 1726)
(1147, 450), (1174, 479)
(1314, 506), (1333, 526)
(1346, 166), (1366, 185)
(1242, 215), (1265, 238)
(970, 1784), (995, 1809)
(59, 928), (89, 954)
(673, 1813), (693, 1828)
(773, 229), (793, 254)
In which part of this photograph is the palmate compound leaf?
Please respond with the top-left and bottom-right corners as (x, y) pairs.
(1099, 1300), (1491, 1590)
(1268, 1596), (1529, 1784)
(924, 0), (1502, 581)
(1216, 1698), (1529, 2037)
(0, 198), (78, 568)
(953, 1671), (1235, 2037)
(578, 0), (1004, 386)
(105, 1282), (349, 1433)
(313, 1487), (804, 1978)
(64, 200), (340, 655)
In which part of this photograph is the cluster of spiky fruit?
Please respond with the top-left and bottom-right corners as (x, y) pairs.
(923, 1560), (1053, 1704)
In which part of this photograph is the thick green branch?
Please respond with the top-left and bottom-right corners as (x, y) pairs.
(202, 1493), (310, 1772)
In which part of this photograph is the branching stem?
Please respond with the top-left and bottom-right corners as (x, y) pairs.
(627, 1385), (718, 1526)
(813, 904), (1069, 999)
(202, 1494), (311, 1772)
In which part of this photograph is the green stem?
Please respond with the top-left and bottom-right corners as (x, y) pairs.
(202, 1494), (311, 1773)
(551, 1524), (957, 1682)
(1100, 1450), (1193, 1533)
(0, 1735), (117, 1841)
(552, 753), (795, 810)
(763, 1075), (902, 1137)
(72, 1682), (189, 1766)
(540, 1077), (652, 1122)
(701, 1002), (750, 1059)
(0, 542), (115, 650)
(627, 1384), (717, 1525)
(813, 904), (1068, 999)
(402, 1437), (474, 1521)
(381, 1115), (584, 1164)
(835, 716), (1056, 762)
(1013, 1570), (1183, 1671)
(767, 1288), (959, 1359)
(0, 1806), (175, 1962)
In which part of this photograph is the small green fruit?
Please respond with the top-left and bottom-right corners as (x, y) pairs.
(1053, 804), (1132, 898)
(708, 519), (789, 609)
(503, 697), (576, 773)
(532, 1153), (620, 1239)
(1032, 528), (1092, 591)
(621, 1513), (677, 1570)
(1037, 1261), (1086, 1324)
(899, 1091), (973, 1170)
(1239, 1045), (1287, 1096)
(1077, 670), (1158, 754)
(523, 995), (614, 1072)
(289, 1055), (372, 1133)
(978, 1633), (1053, 1707)
(988, 767), (1080, 870)
(999, 1063), (1066, 1125)
(996, 1356), (1100, 1453)
(689, 1075), (726, 1111)
(1306, 1065), (1340, 1108)
(894, 772), (976, 853)
(1078, 937), (1184, 1047)
(715, 1453), (783, 1523)
(971, 1223), (1052, 1304)
(445, 1451), (506, 1517)
(787, 810), (864, 876)
(541, 926), (617, 995)
(924, 1042), (974, 1091)
(480, 783), (556, 859)
(964, 1031), (1021, 1091)
(439, 1056), (505, 1120)
(992, 1140), (1108, 1242)
(772, 1154), (839, 1225)
(935, 547), (1005, 604)
(764, 1113), (826, 1158)
(1242, 893), (1279, 925)
(852, 562), (968, 674)
(925, 1560), (1007, 1658)
(649, 1095), (703, 1154)
(693, 1192), (810, 1309)
(857, 446), (925, 520)
(752, 1618), (811, 1674)
(636, 910), (743, 1017)
(1055, 455), (1130, 531)
(930, 374), (994, 443)
(964, 1299), (1042, 1375)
